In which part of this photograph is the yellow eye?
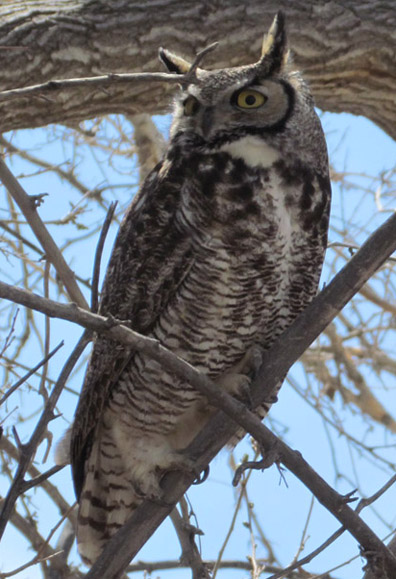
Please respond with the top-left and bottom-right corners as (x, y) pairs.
(183, 96), (199, 116)
(235, 89), (266, 109)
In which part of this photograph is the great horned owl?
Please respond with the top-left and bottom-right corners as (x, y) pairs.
(70, 12), (331, 565)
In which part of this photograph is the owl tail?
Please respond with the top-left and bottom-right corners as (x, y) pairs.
(76, 436), (141, 566)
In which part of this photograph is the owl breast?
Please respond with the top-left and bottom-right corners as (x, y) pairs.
(108, 136), (328, 444)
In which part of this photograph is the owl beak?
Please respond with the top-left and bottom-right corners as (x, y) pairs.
(200, 107), (214, 139)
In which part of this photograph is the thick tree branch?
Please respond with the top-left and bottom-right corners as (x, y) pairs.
(0, 1), (395, 139)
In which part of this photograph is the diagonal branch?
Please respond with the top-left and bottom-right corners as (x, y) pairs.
(0, 341), (64, 406)
(85, 211), (396, 578)
(0, 213), (395, 576)
(0, 333), (90, 541)
(0, 155), (89, 309)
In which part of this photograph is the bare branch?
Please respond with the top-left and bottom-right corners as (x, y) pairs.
(0, 341), (64, 406)
(170, 504), (210, 579)
(90, 203), (117, 313)
(0, 333), (90, 541)
(0, 71), (189, 104)
(0, 436), (74, 520)
(0, 155), (89, 309)
(1, 201), (396, 578)
(127, 558), (339, 578)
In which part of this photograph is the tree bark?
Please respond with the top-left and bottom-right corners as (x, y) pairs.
(0, 0), (395, 139)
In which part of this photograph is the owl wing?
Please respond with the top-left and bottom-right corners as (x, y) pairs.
(71, 160), (194, 498)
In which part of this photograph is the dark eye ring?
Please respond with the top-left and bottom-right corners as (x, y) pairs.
(183, 96), (200, 116)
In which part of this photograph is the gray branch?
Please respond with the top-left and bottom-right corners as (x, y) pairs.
(0, 211), (395, 577)
(0, 2), (395, 138)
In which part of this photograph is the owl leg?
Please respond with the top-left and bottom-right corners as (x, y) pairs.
(215, 344), (264, 403)
(157, 346), (265, 480)
(230, 343), (264, 379)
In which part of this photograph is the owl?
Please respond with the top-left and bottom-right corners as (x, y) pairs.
(69, 12), (331, 566)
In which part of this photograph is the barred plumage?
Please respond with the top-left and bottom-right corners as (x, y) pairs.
(68, 12), (331, 565)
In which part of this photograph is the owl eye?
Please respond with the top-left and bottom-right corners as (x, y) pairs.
(234, 89), (267, 109)
(183, 96), (200, 116)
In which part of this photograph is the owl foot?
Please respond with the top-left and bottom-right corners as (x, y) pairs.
(192, 465), (210, 485)
(216, 372), (252, 400)
(232, 441), (283, 486)
(157, 453), (209, 488)
(131, 475), (163, 501)
(237, 344), (264, 379)
(216, 345), (264, 407)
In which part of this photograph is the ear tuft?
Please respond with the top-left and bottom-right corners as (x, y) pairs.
(259, 11), (288, 75)
(158, 48), (191, 75)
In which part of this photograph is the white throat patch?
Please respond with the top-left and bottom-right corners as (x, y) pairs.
(220, 136), (280, 168)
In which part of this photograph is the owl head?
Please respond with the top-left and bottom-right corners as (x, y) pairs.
(159, 12), (324, 168)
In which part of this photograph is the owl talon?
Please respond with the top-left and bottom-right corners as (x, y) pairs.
(132, 477), (162, 501)
(158, 454), (205, 485)
(193, 465), (210, 485)
(239, 344), (265, 380)
(216, 372), (251, 398)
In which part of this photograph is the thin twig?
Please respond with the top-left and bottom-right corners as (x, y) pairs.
(0, 71), (192, 104)
(126, 559), (339, 578)
(0, 309), (18, 358)
(213, 455), (258, 578)
(266, 528), (346, 579)
(20, 464), (65, 493)
(170, 505), (210, 579)
(0, 332), (90, 540)
(0, 341), (64, 406)
(91, 202), (117, 313)
(0, 155), (89, 309)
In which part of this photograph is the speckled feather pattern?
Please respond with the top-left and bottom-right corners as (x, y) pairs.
(70, 15), (331, 565)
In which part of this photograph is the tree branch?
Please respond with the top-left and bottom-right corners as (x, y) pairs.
(170, 505), (210, 579)
(0, 333), (90, 541)
(0, 156), (89, 309)
(90, 203), (117, 314)
(0, 2), (396, 138)
(0, 71), (186, 104)
(0, 211), (395, 576)
(127, 558), (339, 578)
(0, 341), (64, 406)
(0, 436), (73, 520)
